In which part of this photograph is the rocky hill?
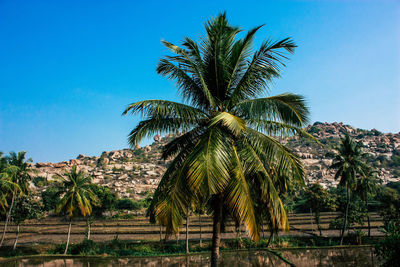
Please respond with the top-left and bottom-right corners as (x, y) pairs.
(29, 122), (400, 199)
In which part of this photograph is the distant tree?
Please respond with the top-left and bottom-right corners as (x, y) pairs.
(116, 198), (141, 211)
(330, 135), (368, 245)
(10, 195), (42, 250)
(304, 183), (337, 236)
(55, 166), (99, 254)
(41, 186), (61, 211)
(329, 188), (367, 243)
(90, 185), (117, 217)
(377, 187), (400, 227)
(0, 152), (8, 172)
(386, 181), (400, 195)
(355, 169), (380, 237)
(6, 152), (32, 194)
(0, 168), (20, 213)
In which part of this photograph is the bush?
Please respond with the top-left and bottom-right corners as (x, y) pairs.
(111, 212), (136, 219)
(132, 244), (153, 254)
(90, 185), (117, 216)
(51, 242), (68, 254)
(387, 182), (400, 195)
(32, 176), (47, 187)
(163, 242), (185, 253)
(377, 187), (400, 226)
(70, 239), (98, 255)
(116, 198), (142, 211)
(41, 187), (60, 211)
(375, 222), (400, 266)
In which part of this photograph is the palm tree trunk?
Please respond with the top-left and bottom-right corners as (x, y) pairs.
(185, 206), (189, 254)
(159, 224), (162, 242)
(310, 208), (314, 233)
(0, 189), (16, 247)
(365, 198), (370, 237)
(340, 187), (350, 245)
(316, 212), (322, 236)
(211, 194), (223, 267)
(13, 224), (20, 250)
(261, 218), (264, 239)
(64, 218), (72, 255)
(86, 218), (91, 240)
(266, 232), (274, 247)
(199, 213), (202, 247)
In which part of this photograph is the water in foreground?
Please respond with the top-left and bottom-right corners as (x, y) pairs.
(2, 247), (377, 266)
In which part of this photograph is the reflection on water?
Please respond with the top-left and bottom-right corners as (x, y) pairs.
(281, 247), (376, 267)
(2, 247), (377, 267)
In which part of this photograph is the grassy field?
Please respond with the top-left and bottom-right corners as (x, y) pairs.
(0, 212), (384, 246)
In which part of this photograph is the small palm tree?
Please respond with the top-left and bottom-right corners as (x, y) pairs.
(330, 135), (368, 245)
(0, 167), (20, 213)
(7, 151), (32, 193)
(0, 151), (32, 248)
(0, 152), (8, 172)
(356, 168), (380, 237)
(55, 166), (99, 254)
(124, 13), (313, 266)
(0, 152), (11, 211)
(304, 183), (337, 236)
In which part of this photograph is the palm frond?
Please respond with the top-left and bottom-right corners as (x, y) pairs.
(225, 145), (259, 240)
(234, 93), (309, 126)
(184, 127), (232, 194)
(241, 140), (290, 231)
(161, 126), (204, 160)
(160, 40), (216, 109)
(210, 112), (247, 136)
(123, 100), (207, 120)
(127, 117), (198, 147)
(228, 38), (296, 105)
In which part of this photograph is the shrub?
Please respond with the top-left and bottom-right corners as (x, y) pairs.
(70, 239), (98, 255)
(112, 212), (136, 219)
(375, 222), (400, 266)
(41, 187), (60, 211)
(51, 243), (68, 254)
(90, 185), (117, 216)
(33, 176), (47, 187)
(116, 198), (142, 211)
(163, 242), (185, 253)
(133, 244), (153, 254)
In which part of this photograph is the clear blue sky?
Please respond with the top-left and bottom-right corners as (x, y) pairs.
(0, 0), (399, 163)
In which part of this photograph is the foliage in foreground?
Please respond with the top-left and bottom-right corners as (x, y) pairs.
(45, 236), (349, 257)
(375, 222), (400, 267)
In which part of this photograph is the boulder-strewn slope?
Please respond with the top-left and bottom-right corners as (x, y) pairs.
(284, 122), (400, 188)
(29, 122), (400, 199)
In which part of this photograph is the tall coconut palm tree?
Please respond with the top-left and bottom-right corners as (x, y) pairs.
(124, 13), (312, 266)
(330, 135), (368, 245)
(55, 166), (99, 254)
(0, 151), (32, 248)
